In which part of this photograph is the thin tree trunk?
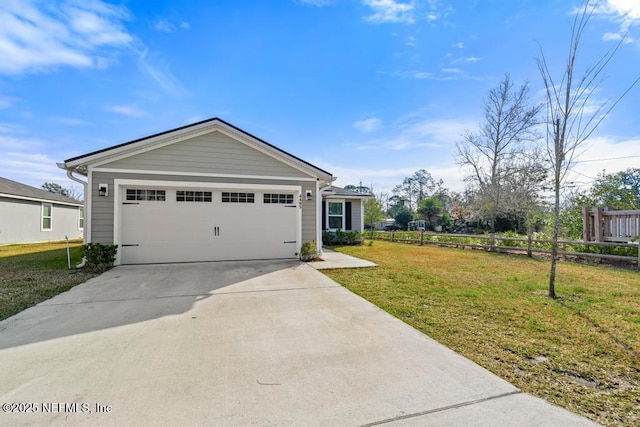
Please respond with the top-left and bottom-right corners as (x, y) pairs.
(549, 174), (561, 299)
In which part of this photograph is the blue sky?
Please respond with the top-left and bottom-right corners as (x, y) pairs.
(1, 0), (639, 196)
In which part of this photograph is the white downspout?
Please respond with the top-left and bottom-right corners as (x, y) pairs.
(58, 163), (89, 268)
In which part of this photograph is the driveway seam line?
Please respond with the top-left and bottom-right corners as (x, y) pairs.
(39, 286), (343, 306)
(358, 390), (523, 426)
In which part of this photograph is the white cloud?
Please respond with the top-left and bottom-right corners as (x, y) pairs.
(453, 56), (482, 63)
(137, 48), (186, 97)
(319, 162), (467, 194)
(363, 0), (415, 24)
(0, 0), (132, 74)
(602, 0), (640, 20)
(105, 104), (147, 117)
(356, 115), (476, 154)
(0, 95), (18, 109)
(453, 41), (464, 49)
(354, 118), (382, 132)
(152, 18), (191, 32)
(591, 0), (640, 42)
(48, 116), (90, 126)
(566, 135), (640, 190)
(153, 19), (175, 33)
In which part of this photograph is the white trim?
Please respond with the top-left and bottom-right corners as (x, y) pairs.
(86, 172), (93, 243)
(92, 167), (317, 182)
(326, 199), (345, 231)
(315, 180), (322, 255)
(113, 179), (302, 265)
(41, 203), (52, 231)
(360, 201), (365, 233)
(78, 206), (85, 231)
(0, 192), (82, 207)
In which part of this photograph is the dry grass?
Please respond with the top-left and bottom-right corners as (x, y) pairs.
(322, 241), (640, 427)
(0, 240), (97, 320)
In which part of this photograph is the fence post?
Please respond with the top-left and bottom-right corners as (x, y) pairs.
(637, 239), (639, 271)
(582, 206), (590, 242)
(527, 232), (532, 257)
(391, 230), (395, 242)
(489, 233), (495, 252)
(420, 230), (424, 246)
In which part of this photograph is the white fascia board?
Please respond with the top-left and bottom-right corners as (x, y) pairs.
(0, 193), (83, 207)
(92, 167), (317, 182)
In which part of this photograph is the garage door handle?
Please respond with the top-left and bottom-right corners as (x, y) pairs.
(122, 244), (139, 247)
(214, 226), (220, 236)
(283, 241), (296, 244)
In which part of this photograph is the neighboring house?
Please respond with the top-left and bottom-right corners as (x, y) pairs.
(59, 117), (338, 265)
(321, 185), (370, 233)
(0, 177), (84, 245)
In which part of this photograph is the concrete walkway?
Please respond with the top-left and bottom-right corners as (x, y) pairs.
(308, 248), (377, 269)
(0, 260), (598, 426)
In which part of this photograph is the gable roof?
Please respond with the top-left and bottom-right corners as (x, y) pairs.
(322, 185), (373, 199)
(63, 117), (332, 182)
(0, 177), (83, 206)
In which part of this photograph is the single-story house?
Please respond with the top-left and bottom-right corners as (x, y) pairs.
(0, 177), (84, 245)
(59, 117), (366, 265)
(321, 185), (370, 232)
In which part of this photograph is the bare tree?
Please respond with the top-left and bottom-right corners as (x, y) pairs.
(42, 182), (84, 201)
(456, 74), (542, 233)
(537, 0), (639, 298)
(392, 169), (436, 210)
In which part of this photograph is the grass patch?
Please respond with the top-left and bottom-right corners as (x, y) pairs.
(0, 241), (98, 320)
(322, 241), (640, 427)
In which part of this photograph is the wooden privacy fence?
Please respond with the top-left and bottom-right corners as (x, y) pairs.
(583, 207), (640, 243)
(367, 231), (640, 269)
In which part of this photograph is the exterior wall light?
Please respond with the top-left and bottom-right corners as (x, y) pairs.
(98, 183), (108, 197)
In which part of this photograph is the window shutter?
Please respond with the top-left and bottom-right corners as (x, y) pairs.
(322, 201), (326, 230)
(345, 202), (352, 230)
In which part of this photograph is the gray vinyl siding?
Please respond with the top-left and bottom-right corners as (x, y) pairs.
(101, 131), (309, 178)
(349, 199), (363, 232)
(0, 198), (83, 245)
(89, 171), (317, 245)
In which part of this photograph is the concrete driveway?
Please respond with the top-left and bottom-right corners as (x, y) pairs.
(0, 260), (597, 426)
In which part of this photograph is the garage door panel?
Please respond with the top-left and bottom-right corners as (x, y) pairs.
(119, 188), (299, 264)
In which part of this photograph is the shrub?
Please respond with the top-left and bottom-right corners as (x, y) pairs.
(81, 243), (118, 272)
(299, 241), (318, 261)
(322, 230), (364, 246)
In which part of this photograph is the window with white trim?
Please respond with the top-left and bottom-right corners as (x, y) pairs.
(264, 193), (294, 204)
(42, 203), (52, 231)
(79, 207), (84, 230)
(327, 201), (344, 230)
(222, 192), (254, 203)
(176, 191), (212, 202)
(126, 189), (166, 201)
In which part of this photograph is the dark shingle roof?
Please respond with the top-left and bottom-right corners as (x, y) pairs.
(323, 185), (373, 198)
(0, 177), (83, 205)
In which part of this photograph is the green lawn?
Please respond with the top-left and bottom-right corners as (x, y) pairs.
(0, 240), (97, 320)
(322, 241), (640, 427)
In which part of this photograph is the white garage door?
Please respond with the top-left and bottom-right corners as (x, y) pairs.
(119, 186), (299, 264)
